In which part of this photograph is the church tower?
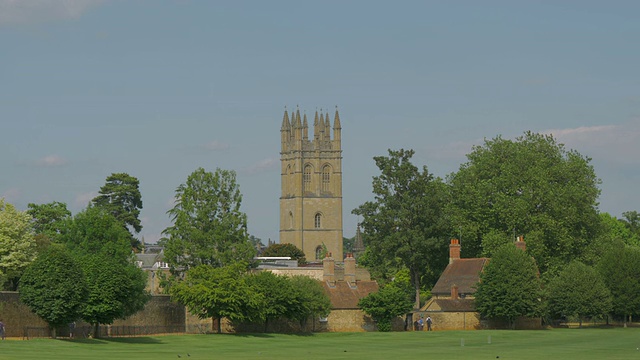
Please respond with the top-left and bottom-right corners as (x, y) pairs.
(280, 107), (343, 262)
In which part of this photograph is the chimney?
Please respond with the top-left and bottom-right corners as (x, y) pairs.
(515, 235), (526, 252)
(323, 252), (335, 286)
(344, 253), (356, 285)
(451, 284), (459, 299)
(449, 239), (461, 264)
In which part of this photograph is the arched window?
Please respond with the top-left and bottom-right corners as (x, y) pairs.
(303, 164), (312, 193)
(314, 212), (322, 228)
(322, 165), (331, 193)
(315, 245), (324, 260)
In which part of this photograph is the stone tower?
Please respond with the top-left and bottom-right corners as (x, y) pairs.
(280, 106), (343, 262)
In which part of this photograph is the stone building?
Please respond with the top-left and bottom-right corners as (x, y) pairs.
(279, 107), (343, 261)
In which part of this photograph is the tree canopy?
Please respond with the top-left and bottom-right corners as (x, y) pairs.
(474, 244), (542, 328)
(546, 261), (612, 326)
(358, 279), (414, 332)
(598, 245), (640, 324)
(160, 167), (256, 273)
(26, 201), (71, 240)
(448, 132), (601, 273)
(0, 199), (36, 290)
(261, 243), (307, 264)
(19, 245), (87, 337)
(92, 173), (143, 250)
(353, 149), (450, 308)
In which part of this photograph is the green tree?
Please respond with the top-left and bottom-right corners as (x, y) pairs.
(598, 245), (640, 325)
(448, 132), (601, 273)
(160, 167), (256, 273)
(288, 275), (332, 327)
(474, 245), (542, 329)
(353, 149), (450, 308)
(57, 207), (149, 337)
(0, 199), (36, 290)
(245, 271), (297, 332)
(79, 252), (150, 337)
(546, 261), (612, 326)
(19, 245), (87, 338)
(621, 211), (640, 240)
(92, 173), (143, 250)
(169, 263), (262, 333)
(26, 201), (71, 240)
(358, 281), (414, 332)
(261, 243), (307, 264)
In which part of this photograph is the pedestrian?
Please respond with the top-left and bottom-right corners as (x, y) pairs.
(69, 322), (76, 339)
(0, 319), (5, 340)
(417, 318), (424, 331)
(426, 316), (433, 331)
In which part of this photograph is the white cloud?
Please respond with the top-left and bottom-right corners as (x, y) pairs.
(74, 191), (96, 208)
(36, 154), (67, 167)
(242, 157), (279, 175)
(203, 140), (230, 151)
(0, 0), (104, 26)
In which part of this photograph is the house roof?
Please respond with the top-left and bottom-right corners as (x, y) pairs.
(423, 298), (476, 312)
(322, 281), (379, 309)
(431, 258), (489, 296)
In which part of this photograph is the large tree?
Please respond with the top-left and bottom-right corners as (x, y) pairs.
(57, 207), (149, 337)
(288, 275), (332, 327)
(245, 271), (298, 332)
(598, 245), (640, 325)
(160, 167), (256, 273)
(19, 245), (87, 338)
(448, 132), (601, 273)
(474, 244), (542, 329)
(546, 261), (612, 326)
(353, 149), (450, 308)
(169, 262), (262, 333)
(358, 273), (414, 332)
(0, 199), (36, 290)
(92, 173), (143, 250)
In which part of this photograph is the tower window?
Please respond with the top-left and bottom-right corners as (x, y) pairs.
(315, 245), (324, 260)
(303, 164), (312, 193)
(314, 212), (322, 228)
(322, 165), (330, 193)
(289, 211), (294, 229)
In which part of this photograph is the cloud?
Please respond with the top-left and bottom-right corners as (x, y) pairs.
(74, 191), (96, 208)
(35, 154), (68, 167)
(544, 121), (640, 164)
(1, 188), (21, 203)
(0, 0), (104, 26)
(202, 140), (230, 151)
(242, 157), (279, 175)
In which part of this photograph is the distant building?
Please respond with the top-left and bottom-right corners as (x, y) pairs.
(279, 107), (343, 262)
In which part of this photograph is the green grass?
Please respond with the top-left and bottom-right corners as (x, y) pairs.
(2, 328), (640, 360)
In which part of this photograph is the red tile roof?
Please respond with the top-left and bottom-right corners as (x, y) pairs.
(322, 281), (379, 309)
(431, 258), (489, 296)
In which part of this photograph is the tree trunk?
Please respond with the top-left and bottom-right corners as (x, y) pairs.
(51, 327), (57, 339)
(216, 317), (222, 334)
(411, 269), (420, 309)
(93, 323), (99, 338)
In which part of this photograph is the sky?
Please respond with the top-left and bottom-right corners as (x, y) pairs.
(2, 0), (639, 245)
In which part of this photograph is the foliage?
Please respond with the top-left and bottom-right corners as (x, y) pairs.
(169, 262), (263, 333)
(244, 271), (298, 331)
(79, 252), (150, 337)
(26, 201), (71, 241)
(620, 211), (640, 243)
(358, 281), (414, 332)
(92, 173), (143, 250)
(288, 276), (332, 326)
(546, 261), (612, 325)
(447, 132), (601, 273)
(261, 243), (307, 264)
(160, 168), (256, 273)
(19, 245), (87, 336)
(598, 245), (640, 323)
(353, 149), (450, 308)
(474, 245), (542, 328)
(0, 199), (36, 290)
(57, 206), (132, 260)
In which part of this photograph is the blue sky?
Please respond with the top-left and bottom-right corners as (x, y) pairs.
(2, 1), (639, 244)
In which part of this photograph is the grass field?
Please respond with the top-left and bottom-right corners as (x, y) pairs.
(1, 328), (640, 360)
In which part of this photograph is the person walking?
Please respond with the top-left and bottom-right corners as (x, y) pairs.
(426, 316), (433, 331)
(0, 319), (5, 340)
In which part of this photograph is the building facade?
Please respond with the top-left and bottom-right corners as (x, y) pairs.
(279, 107), (343, 261)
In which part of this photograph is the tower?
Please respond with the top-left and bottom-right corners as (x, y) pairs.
(280, 106), (343, 262)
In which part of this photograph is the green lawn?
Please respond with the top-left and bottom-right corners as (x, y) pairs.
(1, 328), (640, 360)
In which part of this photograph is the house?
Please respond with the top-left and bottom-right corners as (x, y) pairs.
(417, 237), (540, 330)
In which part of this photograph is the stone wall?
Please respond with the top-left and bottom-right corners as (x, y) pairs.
(0, 292), (48, 338)
(413, 311), (481, 331)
